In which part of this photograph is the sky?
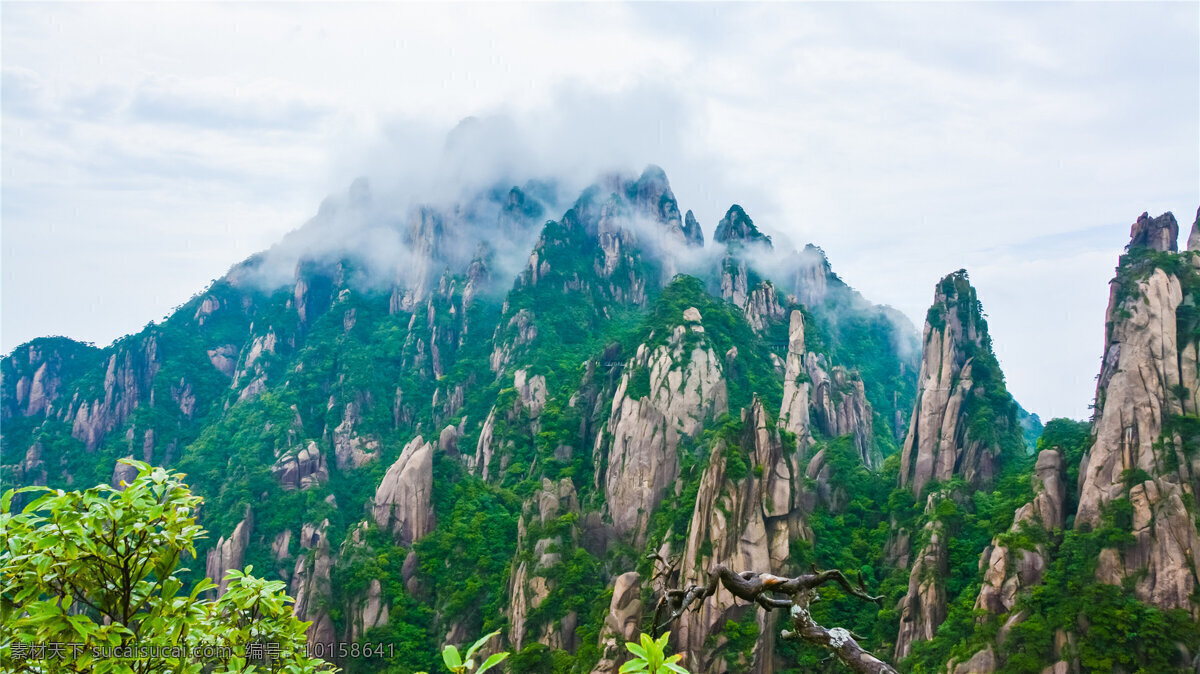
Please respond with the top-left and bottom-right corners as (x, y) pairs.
(2, 2), (1197, 422)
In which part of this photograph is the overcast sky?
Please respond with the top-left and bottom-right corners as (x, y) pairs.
(3, 2), (1197, 421)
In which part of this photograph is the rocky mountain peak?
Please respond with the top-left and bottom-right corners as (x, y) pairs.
(899, 270), (1013, 497)
(1075, 217), (1200, 613)
(1128, 210), (1179, 252)
(713, 204), (771, 247)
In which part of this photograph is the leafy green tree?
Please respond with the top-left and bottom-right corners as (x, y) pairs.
(0, 460), (334, 673)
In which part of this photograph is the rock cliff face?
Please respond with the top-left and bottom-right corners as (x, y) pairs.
(2, 339), (92, 420)
(373, 436), (435, 546)
(70, 336), (161, 450)
(593, 572), (643, 673)
(674, 398), (809, 673)
(206, 508), (254, 595)
(507, 477), (581, 651)
(894, 496), (948, 661)
(1075, 212), (1200, 614)
(273, 440), (329, 490)
(778, 310), (813, 442)
(894, 271), (1020, 659)
(290, 519), (336, 646)
(595, 308), (728, 545)
(333, 401), (380, 470)
(805, 353), (875, 468)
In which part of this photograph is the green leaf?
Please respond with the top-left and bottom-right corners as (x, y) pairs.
(465, 629), (501, 663)
(477, 652), (509, 673)
(442, 644), (463, 670)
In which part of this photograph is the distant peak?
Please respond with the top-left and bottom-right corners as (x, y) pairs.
(683, 210), (704, 247)
(713, 205), (771, 247)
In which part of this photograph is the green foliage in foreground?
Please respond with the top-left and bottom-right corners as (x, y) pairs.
(0, 460), (334, 673)
(417, 629), (508, 674)
(620, 632), (688, 674)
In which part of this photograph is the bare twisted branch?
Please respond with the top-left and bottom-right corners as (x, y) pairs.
(651, 564), (896, 674)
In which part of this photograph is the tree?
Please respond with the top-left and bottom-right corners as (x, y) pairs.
(0, 459), (335, 673)
(651, 564), (896, 674)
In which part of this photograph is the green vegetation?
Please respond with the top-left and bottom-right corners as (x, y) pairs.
(0, 460), (332, 673)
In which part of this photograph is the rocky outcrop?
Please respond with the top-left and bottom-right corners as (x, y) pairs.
(946, 449), (1066, 672)
(894, 502), (947, 660)
(742, 282), (786, 332)
(470, 407), (499, 480)
(596, 308), (728, 544)
(232, 330), (275, 395)
(489, 309), (538, 374)
(70, 336), (161, 450)
(206, 508), (254, 595)
(975, 450), (1064, 616)
(2, 339), (87, 420)
(1128, 211), (1179, 252)
(514, 369), (548, 418)
(594, 572), (643, 673)
(675, 399), (809, 673)
(373, 436), (435, 546)
(778, 311), (812, 443)
(390, 207), (442, 314)
(1075, 213), (1200, 614)
(784, 245), (831, 309)
(206, 345), (239, 378)
(333, 401), (380, 470)
(507, 477), (581, 651)
(272, 440), (328, 490)
(632, 165), (688, 245)
(348, 578), (389, 641)
(291, 520), (336, 646)
(950, 647), (996, 674)
(805, 354), (875, 468)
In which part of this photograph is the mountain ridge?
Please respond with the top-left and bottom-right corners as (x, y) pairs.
(5, 169), (1196, 673)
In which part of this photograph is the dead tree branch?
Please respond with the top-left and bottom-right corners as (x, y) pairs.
(651, 564), (896, 674)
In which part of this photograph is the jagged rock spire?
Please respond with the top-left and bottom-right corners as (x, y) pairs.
(683, 209), (704, 247)
(899, 270), (1013, 497)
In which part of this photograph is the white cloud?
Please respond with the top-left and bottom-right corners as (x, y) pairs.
(2, 2), (1197, 423)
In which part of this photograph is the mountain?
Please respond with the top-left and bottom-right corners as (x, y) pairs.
(3, 169), (1197, 673)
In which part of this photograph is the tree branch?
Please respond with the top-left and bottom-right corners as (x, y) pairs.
(651, 564), (896, 674)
